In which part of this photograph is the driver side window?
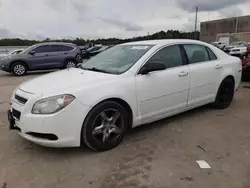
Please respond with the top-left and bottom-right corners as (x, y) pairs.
(33, 45), (51, 53)
(148, 45), (183, 69)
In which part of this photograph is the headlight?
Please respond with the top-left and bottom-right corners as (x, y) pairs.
(32, 94), (75, 114)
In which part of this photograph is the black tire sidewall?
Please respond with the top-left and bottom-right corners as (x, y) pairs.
(11, 62), (27, 76)
(213, 78), (235, 109)
(82, 101), (128, 152)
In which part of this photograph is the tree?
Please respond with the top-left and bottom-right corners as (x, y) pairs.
(0, 30), (200, 46)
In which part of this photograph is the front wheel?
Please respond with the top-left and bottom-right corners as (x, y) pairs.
(212, 78), (235, 109)
(82, 101), (128, 152)
(11, 62), (27, 76)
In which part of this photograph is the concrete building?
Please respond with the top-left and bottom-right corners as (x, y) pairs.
(200, 15), (250, 45)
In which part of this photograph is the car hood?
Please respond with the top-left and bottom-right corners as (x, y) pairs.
(226, 46), (236, 49)
(231, 47), (246, 50)
(19, 68), (118, 96)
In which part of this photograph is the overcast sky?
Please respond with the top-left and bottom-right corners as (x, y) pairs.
(0, 0), (249, 40)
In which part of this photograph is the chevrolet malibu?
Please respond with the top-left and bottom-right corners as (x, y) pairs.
(8, 39), (242, 151)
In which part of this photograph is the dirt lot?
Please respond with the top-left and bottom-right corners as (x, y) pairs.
(0, 70), (250, 188)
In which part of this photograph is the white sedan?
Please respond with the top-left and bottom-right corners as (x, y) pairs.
(8, 39), (242, 151)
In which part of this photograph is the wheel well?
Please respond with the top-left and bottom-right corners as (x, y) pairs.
(225, 75), (235, 85)
(65, 58), (77, 63)
(100, 98), (133, 130)
(10, 61), (29, 70)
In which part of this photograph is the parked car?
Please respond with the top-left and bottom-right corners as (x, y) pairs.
(8, 39), (241, 151)
(85, 45), (114, 58)
(81, 46), (103, 59)
(241, 42), (250, 59)
(0, 42), (82, 76)
(0, 49), (24, 59)
(241, 58), (250, 81)
(229, 42), (248, 57)
(211, 42), (226, 50)
(224, 41), (246, 53)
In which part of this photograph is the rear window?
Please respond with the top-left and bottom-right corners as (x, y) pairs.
(63, 45), (74, 51)
(50, 45), (74, 52)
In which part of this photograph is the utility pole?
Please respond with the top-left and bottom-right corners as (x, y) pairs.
(235, 17), (239, 33)
(194, 6), (198, 40)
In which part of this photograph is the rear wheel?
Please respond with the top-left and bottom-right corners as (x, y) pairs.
(64, 59), (76, 69)
(212, 77), (235, 109)
(82, 101), (128, 152)
(11, 62), (27, 76)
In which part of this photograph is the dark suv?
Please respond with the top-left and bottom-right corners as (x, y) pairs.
(0, 42), (82, 76)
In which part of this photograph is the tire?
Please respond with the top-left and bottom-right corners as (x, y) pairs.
(82, 101), (128, 152)
(64, 59), (76, 69)
(11, 62), (27, 76)
(212, 78), (235, 109)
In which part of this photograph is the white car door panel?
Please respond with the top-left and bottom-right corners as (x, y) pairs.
(136, 67), (189, 121)
(183, 44), (221, 106)
(136, 45), (190, 123)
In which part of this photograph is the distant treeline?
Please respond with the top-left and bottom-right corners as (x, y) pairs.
(0, 30), (200, 46)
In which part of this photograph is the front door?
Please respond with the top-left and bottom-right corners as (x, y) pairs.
(136, 45), (190, 123)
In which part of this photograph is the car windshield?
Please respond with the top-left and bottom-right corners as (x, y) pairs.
(9, 49), (22, 55)
(81, 44), (153, 74)
(238, 43), (247, 47)
(230, 42), (240, 46)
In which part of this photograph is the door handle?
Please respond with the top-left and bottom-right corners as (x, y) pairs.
(64, 53), (68, 55)
(178, 71), (188, 77)
(45, 54), (49, 56)
(215, 64), (222, 69)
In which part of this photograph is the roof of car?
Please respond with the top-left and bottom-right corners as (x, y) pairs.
(36, 42), (74, 46)
(121, 39), (208, 46)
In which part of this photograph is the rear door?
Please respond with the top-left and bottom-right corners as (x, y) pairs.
(26, 45), (53, 69)
(50, 45), (76, 67)
(182, 44), (221, 106)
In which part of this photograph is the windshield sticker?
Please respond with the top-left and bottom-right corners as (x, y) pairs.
(132, 46), (149, 50)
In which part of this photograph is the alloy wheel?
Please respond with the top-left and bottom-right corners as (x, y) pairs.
(13, 64), (25, 75)
(66, 61), (76, 68)
(92, 109), (123, 144)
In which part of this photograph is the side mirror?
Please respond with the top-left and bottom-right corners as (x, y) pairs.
(139, 61), (166, 75)
(29, 51), (36, 55)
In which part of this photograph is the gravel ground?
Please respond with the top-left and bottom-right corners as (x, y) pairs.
(0, 70), (250, 188)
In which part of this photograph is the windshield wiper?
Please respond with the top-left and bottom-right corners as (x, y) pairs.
(81, 67), (110, 74)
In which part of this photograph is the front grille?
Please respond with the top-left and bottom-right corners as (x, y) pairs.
(232, 49), (240, 52)
(12, 109), (21, 120)
(15, 94), (28, 104)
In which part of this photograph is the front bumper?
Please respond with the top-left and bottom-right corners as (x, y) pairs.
(0, 64), (10, 72)
(9, 89), (91, 147)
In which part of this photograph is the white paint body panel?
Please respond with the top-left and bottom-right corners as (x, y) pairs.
(9, 39), (242, 147)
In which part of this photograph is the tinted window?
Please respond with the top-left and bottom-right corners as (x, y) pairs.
(63, 45), (74, 51)
(149, 45), (183, 69)
(183, 44), (209, 64)
(33, 45), (51, 53)
(50, 45), (74, 52)
(206, 47), (217, 60)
